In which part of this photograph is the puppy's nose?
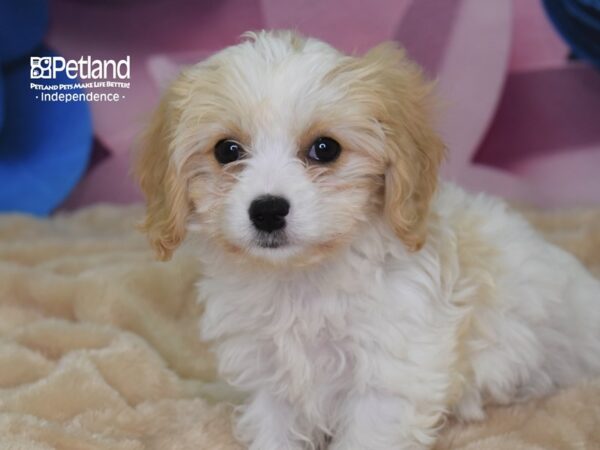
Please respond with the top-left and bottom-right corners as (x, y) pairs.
(249, 195), (290, 232)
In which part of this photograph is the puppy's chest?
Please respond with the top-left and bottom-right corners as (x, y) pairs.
(204, 276), (370, 395)
(259, 288), (358, 392)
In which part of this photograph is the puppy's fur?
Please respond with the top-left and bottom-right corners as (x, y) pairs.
(135, 31), (600, 450)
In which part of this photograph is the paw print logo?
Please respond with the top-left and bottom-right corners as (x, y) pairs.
(30, 56), (53, 79)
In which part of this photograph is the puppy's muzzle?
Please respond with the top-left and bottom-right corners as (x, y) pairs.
(249, 195), (290, 232)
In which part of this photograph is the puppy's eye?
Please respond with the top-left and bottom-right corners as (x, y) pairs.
(307, 137), (341, 163)
(214, 139), (243, 164)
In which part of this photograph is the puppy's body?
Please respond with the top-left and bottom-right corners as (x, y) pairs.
(135, 31), (600, 449)
(198, 184), (600, 449)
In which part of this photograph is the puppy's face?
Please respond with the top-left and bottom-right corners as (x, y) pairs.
(135, 31), (444, 267)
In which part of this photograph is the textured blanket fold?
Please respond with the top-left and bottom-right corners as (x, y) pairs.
(0, 205), (599, 449)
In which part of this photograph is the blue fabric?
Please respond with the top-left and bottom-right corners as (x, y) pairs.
(0, 47), (93, 215)
(543, 0), (600, 70)
(0, 72), (4, 132)
(0, 0), (93, 215)
(0, 0), (48, 63)
(578, 0), (600, 9)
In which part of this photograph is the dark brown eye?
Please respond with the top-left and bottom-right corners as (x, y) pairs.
(214, 139), (243, 164)
(307, 137), (341, 163)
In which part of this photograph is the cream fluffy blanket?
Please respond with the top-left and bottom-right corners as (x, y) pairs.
(1, 205), (599, 450)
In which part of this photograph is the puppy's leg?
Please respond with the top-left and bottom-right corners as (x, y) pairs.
(330, 389), (443, 450)
(235, 390), (309, 450)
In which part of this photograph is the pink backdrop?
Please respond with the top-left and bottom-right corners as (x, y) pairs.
(47, 0), (600, 209)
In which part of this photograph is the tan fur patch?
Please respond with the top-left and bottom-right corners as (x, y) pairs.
(331, 44), (446, 251)
(443, 214), (502, 408)
(133, 88), (192, 261)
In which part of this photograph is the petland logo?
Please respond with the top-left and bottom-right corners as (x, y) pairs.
(30, 56), (131, 103)
(30, 56), (130, 80)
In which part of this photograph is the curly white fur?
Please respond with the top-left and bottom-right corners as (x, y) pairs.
(136, 31), (600, 450)
(198, 184), (600, 450)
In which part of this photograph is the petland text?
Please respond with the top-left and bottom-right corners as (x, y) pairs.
(30, 56), (130, 80)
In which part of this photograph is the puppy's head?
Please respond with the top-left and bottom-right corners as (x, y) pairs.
(134, 31), (444, 266)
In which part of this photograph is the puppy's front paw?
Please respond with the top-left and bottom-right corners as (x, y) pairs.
(247, 439), (304, 450)
(330, 435), (429, 450)
(330, 389), (439, 450)
(236, 391), (308, 450)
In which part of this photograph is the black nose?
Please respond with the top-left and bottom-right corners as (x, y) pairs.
(249, 195), (290, 232)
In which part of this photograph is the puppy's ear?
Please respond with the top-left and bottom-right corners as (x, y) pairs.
(364, 44), (445, 251)
(133, 88), (190, 261)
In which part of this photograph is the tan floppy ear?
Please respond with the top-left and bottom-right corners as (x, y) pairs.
(364, 44), (445, 251)
(133, 89), (191, 261)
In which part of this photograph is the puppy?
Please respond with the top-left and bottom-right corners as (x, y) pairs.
(135, 31), (600, 450)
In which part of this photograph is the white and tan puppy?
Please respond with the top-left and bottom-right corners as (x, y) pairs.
(135, 31), (600, 450)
